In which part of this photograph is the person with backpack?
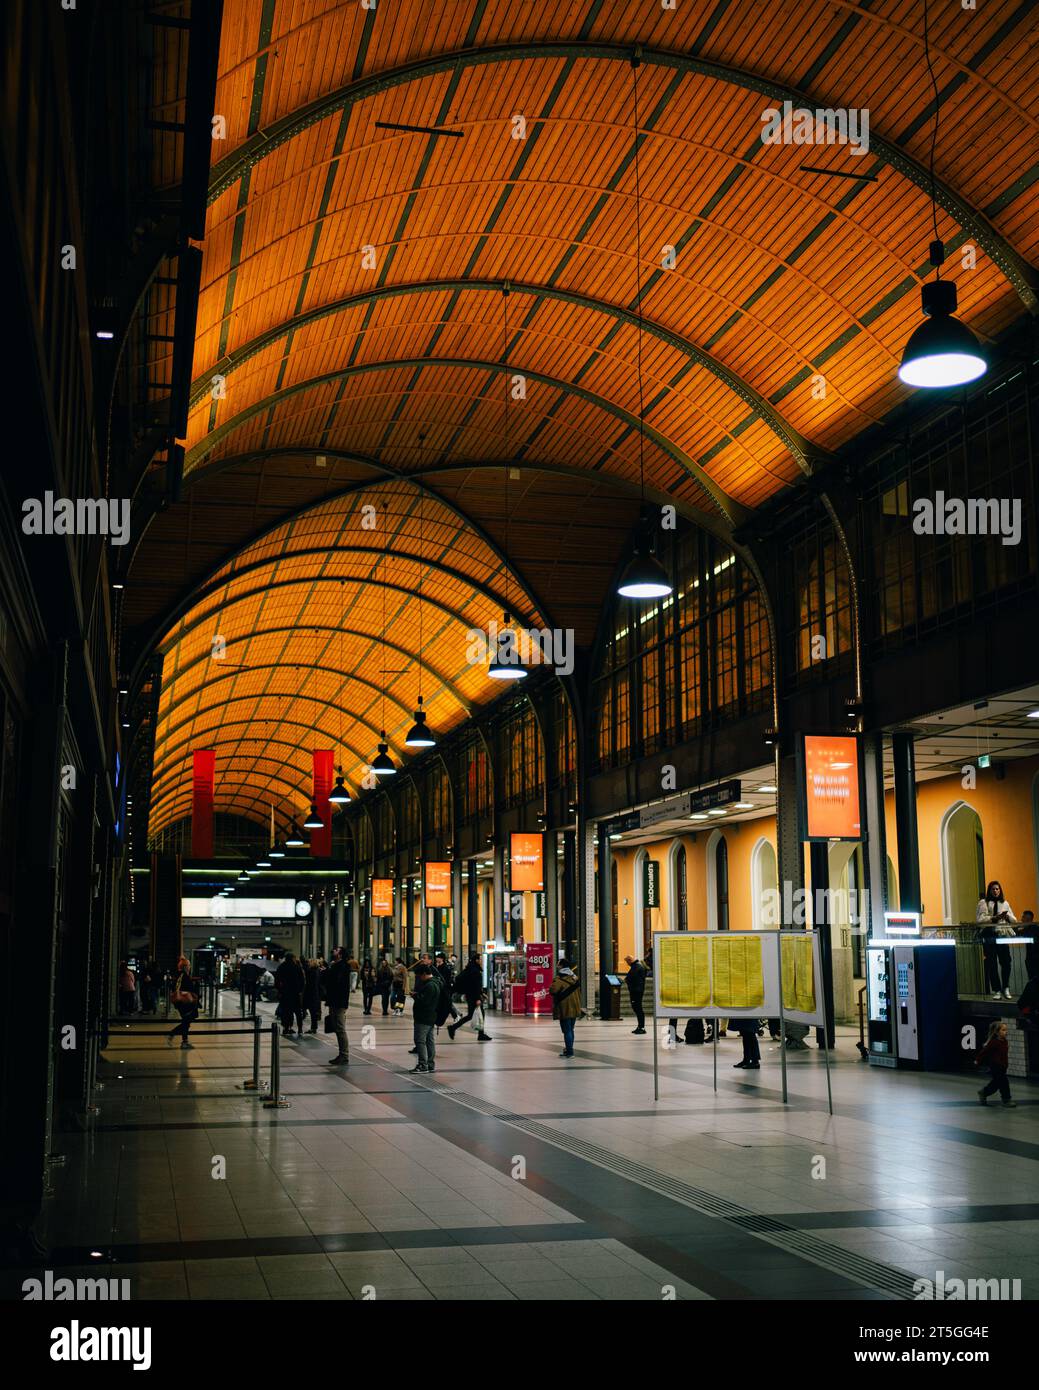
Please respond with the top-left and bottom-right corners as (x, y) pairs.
(167, 957), (199, 1049)
(435, 951), (459, 1023)
(390, 959), (408, 1016)
(624, 954), (648, 1034)
(409, 963), (442, 1073)
(274, 953), (306, 1037)
(447, 952), (491, 1042)
(550, 958), (582, 1059)
(320, 946), (352, 1066)
(975, 1019), (1016, 1107)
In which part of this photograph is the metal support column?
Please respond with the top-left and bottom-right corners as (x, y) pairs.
(809, 840), (836, 1048)
(562, 828), (577, 965)
(596, 821), (613, 1015)
(466, 866), (478, 956)
(544, 828), (559, 951)
(493, 841), (505, 944)
(451, 859), (463, 963)
(892, 731), (921, 914)
(861, 732), (890, 940)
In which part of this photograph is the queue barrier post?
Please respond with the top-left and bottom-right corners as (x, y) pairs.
(263, 1022), (290, 1109)
(242, 1013), (262, 1091)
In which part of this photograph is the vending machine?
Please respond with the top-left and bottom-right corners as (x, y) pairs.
(867, 923), (958, 1071)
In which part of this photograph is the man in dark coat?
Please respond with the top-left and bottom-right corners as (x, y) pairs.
(447, 952), (491, 1042)
(624, 954), (648, 1034)
(321, 947), (352, 1064)
(274, 953), (306, 1036)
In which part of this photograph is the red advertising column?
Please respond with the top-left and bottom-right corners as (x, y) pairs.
(191, 750), (215, 858)
(525, 941), (554, 1016)
(311, 749), (333, 856)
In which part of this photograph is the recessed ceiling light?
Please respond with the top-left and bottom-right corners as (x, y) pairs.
(757, 784), (777, 793)
(1028, 711), (1039, 720)
(690, 813), (708, 821)
(734, 802), (754, 809)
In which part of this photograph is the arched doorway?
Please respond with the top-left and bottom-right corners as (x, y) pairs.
(633, 849), (651, 957)
(707, 831), (729, 931)
(670, 841), (688, 931)
(751, 837), (778, 930)
(940, 801), (985, 924)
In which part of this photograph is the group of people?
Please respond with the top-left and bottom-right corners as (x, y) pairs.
(117, 959), (162, 1015)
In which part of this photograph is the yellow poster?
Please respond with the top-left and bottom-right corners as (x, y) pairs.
(781, 934), (816, 1013)
(658, 935), (710, 1009)
(712, 934), (764, 1010)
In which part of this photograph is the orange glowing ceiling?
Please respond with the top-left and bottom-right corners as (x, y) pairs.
(135, 0), (1038, 837)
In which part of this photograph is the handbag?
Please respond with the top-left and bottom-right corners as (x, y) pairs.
(323, 1012), (336, 1034)
(172, 989), (196, 1006)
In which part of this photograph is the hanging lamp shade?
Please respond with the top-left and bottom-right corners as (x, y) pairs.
(285, 820), (305, 848)
(328, 776), (351, 805)
(303, 802), (324, 830)
(269, 843), (285, 858)
(898, 279), (985, 388)
(617, 546), (672, 599)
(256, 856), (271, 869)
(371, 735), (396, 776)
(236, 871), (250, 883)
(487, 611), (528, 681)
(405, 696), (436, 748)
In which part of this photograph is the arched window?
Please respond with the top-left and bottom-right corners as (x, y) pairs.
(672, 842), (688, 931)
(750, 837), (778, 930)
(940, 801), (985, 924)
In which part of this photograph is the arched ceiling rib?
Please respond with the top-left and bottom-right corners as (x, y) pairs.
(135, 0), (1038, 838)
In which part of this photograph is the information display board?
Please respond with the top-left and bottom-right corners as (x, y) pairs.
(423, 862), (452, 908)
(799, 733), (862, 841)
(370, 878), (393, 916)
(510, 832), (544, 891)
(652, 929), (824, 1026)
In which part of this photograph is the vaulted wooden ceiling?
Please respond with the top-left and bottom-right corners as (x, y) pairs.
(136, 0), (1039, 838)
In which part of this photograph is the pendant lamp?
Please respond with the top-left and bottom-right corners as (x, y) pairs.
(487, 610), (528, 680)
(898, 0), (985, 390)
(372, 733), (396, 776)
(303, 802), (324, 830)
(328, 768), (351, 804)
(405, 695), (436, 747)
(285, 820), (305, 848)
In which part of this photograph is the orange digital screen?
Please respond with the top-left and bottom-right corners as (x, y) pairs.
(371, 878), (394, 916)
(424, 862), (452, 908)
(510, 833), (544, 891)
(803, 735), (861, 840)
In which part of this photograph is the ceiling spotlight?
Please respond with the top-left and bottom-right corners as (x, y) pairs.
(303, 803), (324, 830)
(487, 611), (528, 680)
(285, 821), (305, 848)
(405, 696), (436, 747)
(328, 770), (351, 804)
(371, 735), (396, 776)
(617, 512), (672, 600)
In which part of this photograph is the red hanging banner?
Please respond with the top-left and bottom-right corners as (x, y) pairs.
(191, 750), (215, 858)
(311, 749), (334, 856)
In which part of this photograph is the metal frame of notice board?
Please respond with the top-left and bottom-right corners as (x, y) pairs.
(651, 929), (831, 1113)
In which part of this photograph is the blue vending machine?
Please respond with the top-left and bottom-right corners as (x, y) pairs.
(867, 916), (959, 1071)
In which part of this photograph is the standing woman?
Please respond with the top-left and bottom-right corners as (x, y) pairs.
(167, 957), (199, 1049)
(976, 880), (1017, 1000)
(117, 961), (137, 1015)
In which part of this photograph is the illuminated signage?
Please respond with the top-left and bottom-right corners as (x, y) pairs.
(801, 734), (861, 841)
(884, 911), (921, 937)
(510, 833), (544, 891)
(424, 862), (452, 908)
(371, 879), (394, 916)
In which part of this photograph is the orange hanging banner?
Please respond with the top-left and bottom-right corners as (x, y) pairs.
(371, 878), (394, 916)
(510, 832), (544, 891)
(424, 862), (452, 908)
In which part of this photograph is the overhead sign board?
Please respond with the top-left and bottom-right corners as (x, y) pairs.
(423, 862), (452, 908)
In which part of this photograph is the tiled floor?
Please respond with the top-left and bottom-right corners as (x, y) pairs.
(18, 996), (1038, 1301)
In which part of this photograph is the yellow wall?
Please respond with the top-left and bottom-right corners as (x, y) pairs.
(884, 756), (1039, 923)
